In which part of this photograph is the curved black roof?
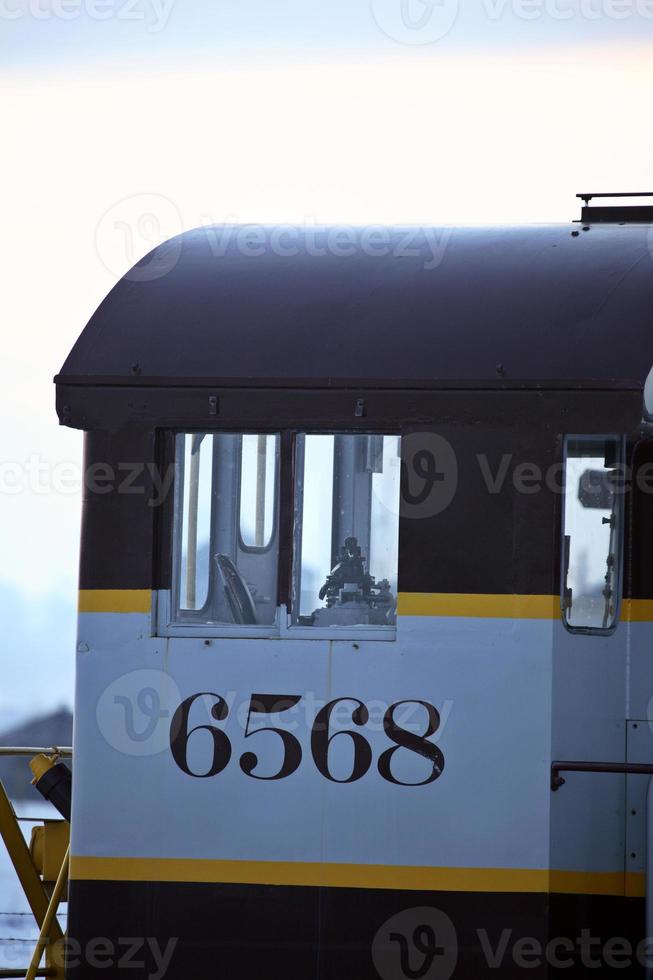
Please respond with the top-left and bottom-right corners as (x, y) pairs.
(57, 223), (653, 390)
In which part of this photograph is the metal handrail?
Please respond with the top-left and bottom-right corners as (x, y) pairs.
(551, 759), (653, 791)
(0, 749), (71, 758)
(552, 758), (653, 980)
(0, 972), (54, 978)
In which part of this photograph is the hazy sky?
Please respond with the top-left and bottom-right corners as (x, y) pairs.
(1, 1), (653, 717)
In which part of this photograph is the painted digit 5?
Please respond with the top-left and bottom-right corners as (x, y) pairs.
(240, 694), (302, 780)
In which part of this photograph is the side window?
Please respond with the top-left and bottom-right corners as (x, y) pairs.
(178, 433), (212, 612)
(239, 434), (277, 549)
(174, 432), (280, 626)
(293, 434), (401, 628)
(561, 435), (625, 633)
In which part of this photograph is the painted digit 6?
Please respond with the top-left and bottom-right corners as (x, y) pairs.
(311, 697), (372, 783)
(169, 692), (231, 778)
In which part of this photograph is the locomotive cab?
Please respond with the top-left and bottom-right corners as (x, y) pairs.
(55, 209), (653, 979)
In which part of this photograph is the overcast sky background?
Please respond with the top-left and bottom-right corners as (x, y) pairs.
(1, 1), (653, 723)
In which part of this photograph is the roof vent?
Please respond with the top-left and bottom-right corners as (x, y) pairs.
(577, 192), (653, 223)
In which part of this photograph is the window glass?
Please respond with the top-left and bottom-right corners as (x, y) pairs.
(239, 434), (278, 548)
(174, 433), (280, 626)
(561, 435), (624, 632)
(294, 434), (401, 628)
(179, 434), (212, 611)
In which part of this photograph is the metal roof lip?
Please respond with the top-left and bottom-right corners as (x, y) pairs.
(54, 375), (645, 391)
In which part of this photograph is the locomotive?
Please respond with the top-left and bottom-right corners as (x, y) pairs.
(52, 193), (653, 977)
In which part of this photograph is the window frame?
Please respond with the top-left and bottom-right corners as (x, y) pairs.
(156, 426), (401, 641)
(560, 432), (626, 636)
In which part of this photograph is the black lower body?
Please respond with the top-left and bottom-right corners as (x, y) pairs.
(65, 880), (645, 979)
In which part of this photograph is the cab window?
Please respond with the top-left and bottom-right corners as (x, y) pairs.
(561, 435), (625, 633)
(293, 434), (401, 628)
(173, 432), (280, 626)
(169, 430), (400, 635)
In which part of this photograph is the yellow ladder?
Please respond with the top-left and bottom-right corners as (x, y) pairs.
(0, 748), (72, 980)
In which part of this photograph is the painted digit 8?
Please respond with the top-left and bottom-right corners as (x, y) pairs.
(378, 700), (444, 786)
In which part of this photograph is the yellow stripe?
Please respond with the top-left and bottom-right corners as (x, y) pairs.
(548, 870), (625, 896)
(398, 593), (653, 623)
(626, 872), (646, 897)
(397, 593), (559, 620)
(78, 590), (152, 614)
(621, 599), (653, 623)
(69, 857), (626, 895)
(76, 590), (653, 621)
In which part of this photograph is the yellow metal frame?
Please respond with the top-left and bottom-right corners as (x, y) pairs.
(30, 823), (70, 885)
(0, 750), (71, 980)
(24, 845), (69, 980)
